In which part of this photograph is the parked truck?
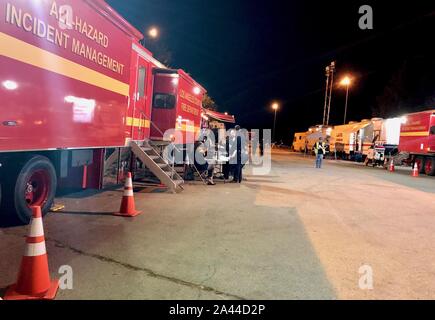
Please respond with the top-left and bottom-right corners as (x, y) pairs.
(0, 0), (205, 223)
(292, 132), (307, 152)
(396, 110), (435, 175)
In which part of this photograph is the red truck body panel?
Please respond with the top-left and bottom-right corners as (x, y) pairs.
(399, 110), (435, 155)
(0, 0), (143, 151)
(150, 69), (205, 144)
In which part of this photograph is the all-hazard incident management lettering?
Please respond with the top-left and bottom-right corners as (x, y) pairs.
(4, 1), (125, 75)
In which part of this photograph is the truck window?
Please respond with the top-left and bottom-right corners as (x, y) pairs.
(153, 93), (176, 109)
(137, 67), (146, 98)
(430, 126), (435, 135)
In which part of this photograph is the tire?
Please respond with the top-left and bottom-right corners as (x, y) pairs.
(0, 155), (57, 224)
(424, 157), (435, 176)
(415, 156), (426, 174)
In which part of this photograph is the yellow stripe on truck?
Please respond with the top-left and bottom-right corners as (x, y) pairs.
(400, 131), (429, 137)
(176, 122), (200, 133)
(0, 32), (130, 96)
(126, 117), (150, 129)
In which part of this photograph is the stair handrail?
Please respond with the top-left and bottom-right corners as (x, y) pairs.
(138, 110), (184, 161)
(131, 141), (184, 190)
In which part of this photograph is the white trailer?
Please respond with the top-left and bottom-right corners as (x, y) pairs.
(305, 125), (333, 153)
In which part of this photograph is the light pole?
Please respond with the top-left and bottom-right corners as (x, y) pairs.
(323, 66), (330, 126)
(272, 102), (279, 143)
(340, 76), (352, 124)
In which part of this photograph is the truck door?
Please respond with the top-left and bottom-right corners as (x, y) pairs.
(150, 72), (178, 140)
(132, 57), (149, 141)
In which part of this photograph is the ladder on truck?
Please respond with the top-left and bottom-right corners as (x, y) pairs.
(131, 140), (184, 193)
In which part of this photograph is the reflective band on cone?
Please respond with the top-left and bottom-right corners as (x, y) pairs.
(114, 172), (142, 217)
(28, 217), (44, 237)
(124, 188), (134, 197)
(125, 179), (133, 188)
(4, 206), (59, 300)
(24, 241), (47, 257)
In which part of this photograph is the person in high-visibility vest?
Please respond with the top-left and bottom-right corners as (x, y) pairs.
(314, 137), (326, 168)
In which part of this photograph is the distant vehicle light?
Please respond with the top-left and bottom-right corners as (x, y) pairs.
(2, 80), (18, 90)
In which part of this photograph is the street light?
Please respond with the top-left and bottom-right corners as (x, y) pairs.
(148, 27), (159, 39)
(272, 102), (279, 142)
(340, 76), (352, 124)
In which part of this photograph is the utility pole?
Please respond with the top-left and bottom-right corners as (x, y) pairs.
(323, 66), (330, 126)
(326, 61), (335, 126)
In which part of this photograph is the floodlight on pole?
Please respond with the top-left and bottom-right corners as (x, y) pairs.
(340, 76), (353, 124)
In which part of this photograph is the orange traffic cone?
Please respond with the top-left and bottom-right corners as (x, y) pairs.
(4, 206), (59, 300)
(114, 172), (141, 217)
(412, 163), (419, 177)
(389, 159), (395, 172)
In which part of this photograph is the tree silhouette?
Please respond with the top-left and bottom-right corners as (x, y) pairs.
(374, 56), (435, 117)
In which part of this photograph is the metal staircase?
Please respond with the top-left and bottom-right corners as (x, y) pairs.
(131, 140), (184, 193)
(391, 151), (410, 166)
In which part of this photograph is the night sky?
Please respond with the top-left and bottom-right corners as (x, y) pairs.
(107, 0), (435, 143)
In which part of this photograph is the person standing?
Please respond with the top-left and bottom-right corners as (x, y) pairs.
(230, 126), (247, 183)
(314, 137), (326, 169)
(196, 135), (216, 185)
(222, 134), (231, 180)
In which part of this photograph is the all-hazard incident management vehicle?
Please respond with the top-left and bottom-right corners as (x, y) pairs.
(0, 0), (207, 223)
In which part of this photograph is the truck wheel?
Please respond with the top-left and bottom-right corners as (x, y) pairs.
(424, 158), (435, 176)
(1, 156), (57, 224)
(415, 156), (426, 174)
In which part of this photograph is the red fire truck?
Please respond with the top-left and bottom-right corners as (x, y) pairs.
(0, 0), (205, 223)
(398, 110), (435, 175)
